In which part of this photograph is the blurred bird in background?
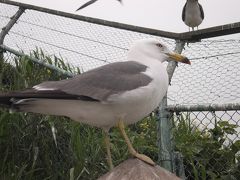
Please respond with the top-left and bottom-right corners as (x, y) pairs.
(77, 0), (122, 11)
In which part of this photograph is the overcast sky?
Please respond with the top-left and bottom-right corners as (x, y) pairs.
(14, 0), (240, 33)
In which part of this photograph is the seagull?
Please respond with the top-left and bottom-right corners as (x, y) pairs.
(182, 0), (204, 31)
(77, 0), (122, 11)
(0, 39), (190, 169)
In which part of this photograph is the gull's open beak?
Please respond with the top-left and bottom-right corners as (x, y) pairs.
(166, 53), (191, 65)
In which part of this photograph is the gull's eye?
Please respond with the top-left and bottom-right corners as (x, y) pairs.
(156, 43), (163, 48)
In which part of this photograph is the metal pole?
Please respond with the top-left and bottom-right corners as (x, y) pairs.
(0, 7), (25, 86)
(0, 44), (74, 78)
(167, 103), (240, 112)
(157, 40), (185, 172)
(0, 7), (25, 60)
(0, 7), (25, 44)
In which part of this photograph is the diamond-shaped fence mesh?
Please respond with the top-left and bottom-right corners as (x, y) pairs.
(169, 39), (240, 105)
(0, 2), (240, 179)
(171, 110), (240, 179)
(0, 3), (175, 71)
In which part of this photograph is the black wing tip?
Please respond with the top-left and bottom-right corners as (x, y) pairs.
(0, 94), (13, 108)
(198, 3), (204, 20)
(182, 3), (187, 22)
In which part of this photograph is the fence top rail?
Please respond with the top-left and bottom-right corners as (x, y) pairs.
(1, 0), (240, 41)
(167, 103), (240, 112)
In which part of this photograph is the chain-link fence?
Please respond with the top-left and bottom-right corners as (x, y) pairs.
(169, 39), (240, 105)
(170, 110), (240, 179)
(167, 39), (240, 179)
(0, 2), (175, 71)
(0, 1), (240, 179)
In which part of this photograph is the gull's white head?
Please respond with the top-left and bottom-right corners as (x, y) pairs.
(128, 39), (190, 65)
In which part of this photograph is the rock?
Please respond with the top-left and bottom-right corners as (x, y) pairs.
(98, 158), (181, 180)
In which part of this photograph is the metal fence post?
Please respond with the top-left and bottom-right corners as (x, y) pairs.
(157, 40), (185, 173)
(0, 7), (25, 60)
(0, 7), (74, 78)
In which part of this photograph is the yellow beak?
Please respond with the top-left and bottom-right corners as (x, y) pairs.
(166, 53), (191, 65)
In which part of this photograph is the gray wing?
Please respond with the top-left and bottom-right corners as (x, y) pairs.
(35, 61), (152, 101)
(199, 3), (204, 20)
(182, 3), (187, 21)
